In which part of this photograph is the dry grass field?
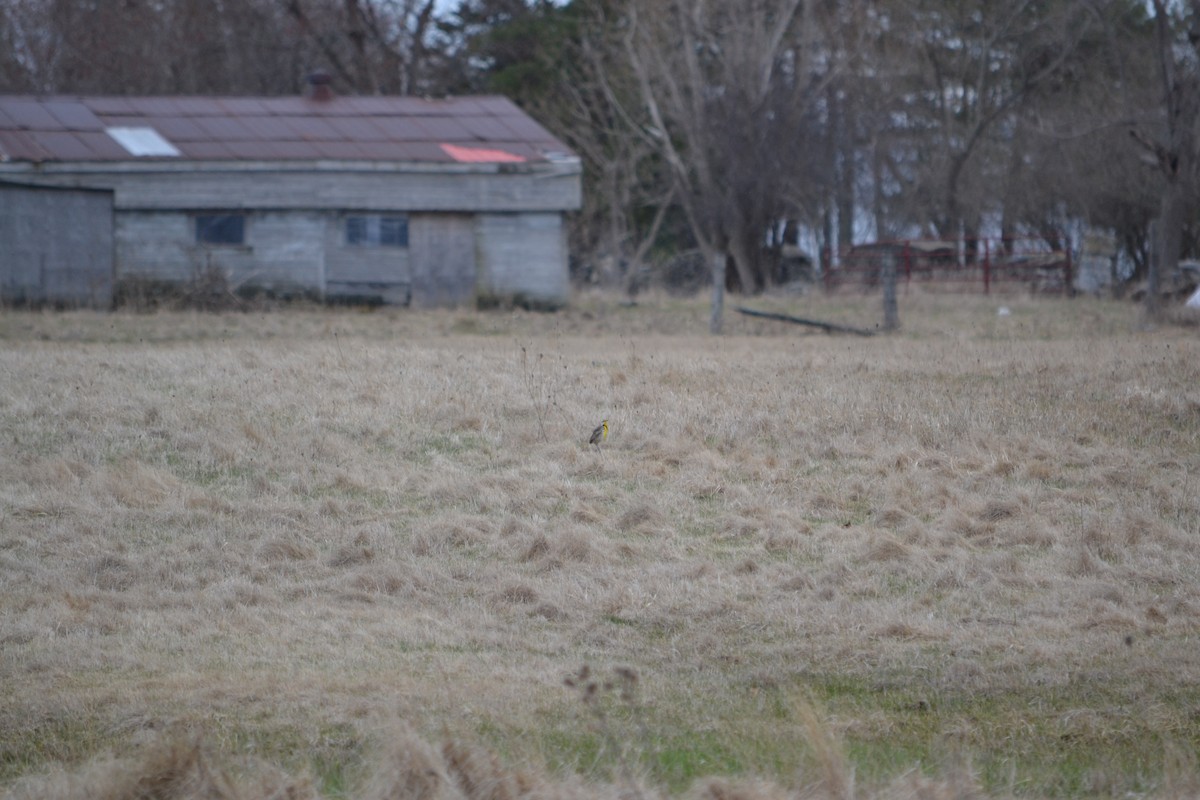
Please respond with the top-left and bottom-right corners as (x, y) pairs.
(2, 291), (1199, 799)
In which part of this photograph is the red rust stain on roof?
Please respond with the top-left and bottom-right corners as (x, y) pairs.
(439, 142), (526, 163)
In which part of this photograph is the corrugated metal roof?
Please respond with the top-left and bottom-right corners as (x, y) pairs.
(0, 94), (573, 165)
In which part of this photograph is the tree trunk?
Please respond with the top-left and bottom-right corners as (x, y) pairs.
(942, 149), (968, 245)
(602, 161), (625, 288)
(1143, 0), (1199, 322)
(871, 135), (888, 241)
(833, 87), (856, 250)
(727, 233), (761, 294)
(1148, 180), (1184, 323)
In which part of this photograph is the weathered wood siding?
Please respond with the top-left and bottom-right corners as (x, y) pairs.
(0, 183), (113, 307)
(325, 213), (411, 304)
(409, 213), (476, 307)
(116, 210), (324, 297)
(251, 212), (326, 296)
(5, 163), (581, 214)
(115, 212), (195, 281)
(476, 213), (568, 305)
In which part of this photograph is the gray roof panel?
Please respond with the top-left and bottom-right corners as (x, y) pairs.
(312, 140), (369, 159)
(410, 116), (473, 142)
(150, 116), (208, 141)
(283, 115), (343, 141)
(4, 100), (61, 129)
(215, 98), (271, 115)
(324, 115), (387, 141)
(44, 101), (104, 130)
(222, 140), (286, 160)
(0, 129), (45, 160)
(84, 97), (137, 114)
(368, 115), (441, 142)
(29, 131), (94, 159)
(239, 115), (295, 139)
(178, 140), (234, 159)
(76, 131), (132, 159)
(0, 93), (573, 164)
(126, 97), (185, 116)
(194, 115), (255, 140)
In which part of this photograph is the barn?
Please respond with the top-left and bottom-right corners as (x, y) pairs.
(0, 81), (580, 309)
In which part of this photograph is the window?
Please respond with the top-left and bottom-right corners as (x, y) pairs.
(346, 215), (408, 247)
(195, 214), (245, 245)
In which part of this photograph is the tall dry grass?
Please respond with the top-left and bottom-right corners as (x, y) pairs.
(1, 291), (1198, 799)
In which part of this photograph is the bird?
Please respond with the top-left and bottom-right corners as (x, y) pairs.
(588, 419), (608, 451)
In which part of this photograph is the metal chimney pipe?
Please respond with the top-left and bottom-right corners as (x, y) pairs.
(305, 70), (334, 102)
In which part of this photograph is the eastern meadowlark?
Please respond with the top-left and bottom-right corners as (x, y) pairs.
(588, 419), (608, 451)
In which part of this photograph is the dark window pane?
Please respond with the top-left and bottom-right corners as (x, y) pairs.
(346, 216), (368, 245)
(346, 215), (408, 247)
(196, 214), (244, 245)
(380, 217), (408, 247)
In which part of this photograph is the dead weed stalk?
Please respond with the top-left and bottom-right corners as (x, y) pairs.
(564, 665), (652, 797)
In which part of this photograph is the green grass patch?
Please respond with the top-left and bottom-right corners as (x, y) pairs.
(470, 667), (1200, 798)
(797, 671), (1200, 797)
(0, 714), (114, 784)
(0, 711), (363, 797)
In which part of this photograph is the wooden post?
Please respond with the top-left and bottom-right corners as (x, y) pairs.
(882, 248), (899, 331)
(709, 249), (725, 334)
(983, 237), (991, 294)
(822, 245), (833, 293)
(1143, 217), (1161, 324)
(1064, 246), (1073, 296)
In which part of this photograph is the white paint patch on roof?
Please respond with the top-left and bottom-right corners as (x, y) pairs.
(105, 127), (181, 157)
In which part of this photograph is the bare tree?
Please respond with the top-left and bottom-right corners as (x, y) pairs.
(0, 0), (314, 95)
(442, 0), (676, 295)
(282, 0), (440, 94)
(0, 0), (57, 92)
(1128, 0), (1200, 320)
(624, 0), (833, 332)
(981, 1), (1159, 276)
(813, 3), (880, 253)
(566, 16), (676, 295)
(872, 0), (1099, 250)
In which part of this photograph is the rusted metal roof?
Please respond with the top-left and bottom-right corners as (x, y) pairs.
(0, 94), (573, 165)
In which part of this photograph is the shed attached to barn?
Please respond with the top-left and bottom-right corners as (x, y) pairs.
(0, 84), (580, 308)
(0, 181), (114, 307)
